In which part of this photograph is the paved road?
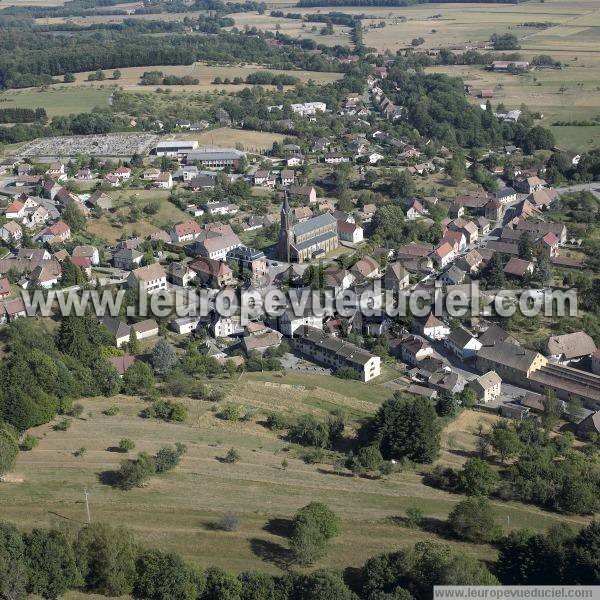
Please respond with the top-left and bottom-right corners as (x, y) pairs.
(556, 183), (600, 201)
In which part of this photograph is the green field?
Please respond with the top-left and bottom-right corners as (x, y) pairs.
(1, 372), (589, 584)
(0, 86), (114, 117)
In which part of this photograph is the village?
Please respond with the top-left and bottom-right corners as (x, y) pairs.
(0, 64), (599, 443)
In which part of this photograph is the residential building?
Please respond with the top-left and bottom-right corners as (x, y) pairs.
(469, 371), (502, 402)
(112, 248), (143, 270)
(127, 263), (167, 294)
(384, 262), (410, 290)
(399, 335), (433, 365)
(195, 232), (242, 261)
(337, 220), (364, 243)
(166, 262), (195, 287)
(0, 221), (23, 244)
(170, 221), (202, 243)
(293, 325), (381, 382)
(41, 221), (71, 245)
(72, 245), (100, 265)
(413, 314), (450, 340)
(87, 190), (113, 210)
(432, 242), (455, 269)
(154, 172), (173, 189)
(226, 246), (268, 278)
(289, 185), (317, 205)
(545, 331), (596, 365)
(445, 327), (482, 360)
(476, 342), (547, 385)
(351, 256), (381, 280)
(189, 257), (233, 288)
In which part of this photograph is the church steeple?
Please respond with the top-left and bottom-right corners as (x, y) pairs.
(278, 191), (293, 261)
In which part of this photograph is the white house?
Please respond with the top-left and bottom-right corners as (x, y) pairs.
(127, 263), (167, 294)
(469, 371), (502, 403)
(413, 314), (450, 340)
(445, 327), (482, 360)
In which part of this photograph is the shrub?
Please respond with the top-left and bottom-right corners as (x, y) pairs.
(69, 403), (84, 417)
(405, 506), (424, 528)
(223, 448), (240, 463)
(266, 412), (288, 430)
(74, 446), (86, 457)
(140, 399), (187, 422)
(20, 434), (39, 451)
(53, 418), (71, 431)
(118, 438), (135, 453)
(154, 446), (182, 473)
(218, 404), (243, 422)
(218, 514), (240, 531)
(103, 405), (120, 416)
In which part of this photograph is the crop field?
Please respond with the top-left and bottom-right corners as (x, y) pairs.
(0, 86), (113, 117)
(0, 372), (590, 583)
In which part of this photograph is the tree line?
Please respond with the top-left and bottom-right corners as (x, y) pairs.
(0, 516), (598, 599)
(0, 29), (340, 90)
(0, 107), (46, 123)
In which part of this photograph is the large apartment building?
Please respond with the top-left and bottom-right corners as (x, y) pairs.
(293, 325), (381, 382)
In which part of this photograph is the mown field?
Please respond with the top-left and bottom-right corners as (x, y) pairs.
(66, 63), (343, 93)
(0, 86), (114, 117)
(1, 370), (590, 587)
(173, 126), (291, 153)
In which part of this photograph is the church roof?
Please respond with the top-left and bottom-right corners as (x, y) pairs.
(293, 212), (336, 237)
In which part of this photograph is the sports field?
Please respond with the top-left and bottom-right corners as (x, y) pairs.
(1, 372), (589, 578)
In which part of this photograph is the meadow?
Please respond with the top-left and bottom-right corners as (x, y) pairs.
(0, 86), (113, 117)
(1, 370), (589, 583)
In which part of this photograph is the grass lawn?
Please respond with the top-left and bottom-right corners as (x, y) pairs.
(0, 86), (113, 117)
(86, 190), (189, 243)
(3, 377), (590, 579)
(172, 127), (292, 154)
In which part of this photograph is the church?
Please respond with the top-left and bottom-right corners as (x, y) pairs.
(278, 194), (339, 262)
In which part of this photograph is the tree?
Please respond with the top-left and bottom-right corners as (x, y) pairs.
(134, 549), (199, 600)
(405, 506), (424, 529)
(203, 567), (242, 600)
(523, 126), (555, 154)
(116, 452), (156, 490)
(389, 170), (415, 199)
(0, 422), (19, 476)
(63, 73), (75, 83)
(294, 571), (356, 600)
(93, 358), (121, 396)
(456, 457), (498, 496)
(372, 393), (441, 463)
(122, 361), (155, 395)
(541, 390), (562, 430)
(151, 339), (177, 375)
(487, 422), (521, 464)
(518, 232), (533, 260)
(237, 571), (276, 600)
(223, 448), (240, 464)
(288, 414), (330, 448)
(290, 502), (339, 565)
(113, 70), (121, 80)
(447, 497), (501, 543)
(128, 329), (140, 355)
(0, 521), (28, 600)
(62, 200), (86, 232)
(25, 529), (80, 599)
(350, 445), (384, 475)
(75, 523), (138, 596)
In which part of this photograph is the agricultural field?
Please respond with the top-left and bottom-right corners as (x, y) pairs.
(1, 372), (589, 580)
(359, 0), (600, 53)
(424, 60), (600, 152)
(228, 12), (353, 47)
(0, 86), (113, 117)
(65, 63), (344, 93)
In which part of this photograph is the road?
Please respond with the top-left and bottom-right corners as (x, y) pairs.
(556, 183), (600, 201)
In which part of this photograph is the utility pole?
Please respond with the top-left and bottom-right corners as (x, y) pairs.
(83, 487), (91, 524)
